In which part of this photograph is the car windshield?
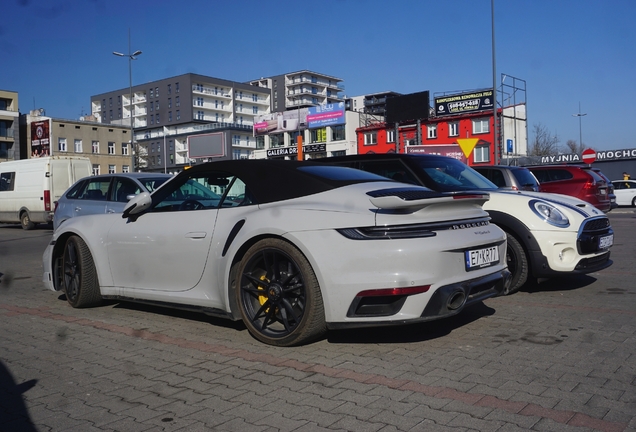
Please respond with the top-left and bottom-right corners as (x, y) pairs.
(140, 177), (171, 192)
(411, 157), (498, 192)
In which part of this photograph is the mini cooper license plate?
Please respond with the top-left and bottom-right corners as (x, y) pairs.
(599, 234), (614, 249)
(465, 246), (499, 271)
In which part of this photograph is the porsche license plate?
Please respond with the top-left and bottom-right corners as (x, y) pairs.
(465, 246), (499, 271)
(598, 234), (613, 249)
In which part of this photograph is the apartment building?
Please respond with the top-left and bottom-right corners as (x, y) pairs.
(0, 90), (21, 161)
(23, 111), (133, 175)
(91, 73), (271, 170)
(249, 70), (344, 112)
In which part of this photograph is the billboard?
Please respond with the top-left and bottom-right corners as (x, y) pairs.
(31, 119), (51, 157)
(307, 102), (346, 128)
(385, 91), (430, 124)
(434, 89), (494, 117)
(254, 109), (309, 136)
(187, 132), (226, 159)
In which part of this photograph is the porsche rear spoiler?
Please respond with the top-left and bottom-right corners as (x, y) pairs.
(367, 187), (490, 211)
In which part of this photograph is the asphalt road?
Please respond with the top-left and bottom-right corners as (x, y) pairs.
(1, 210), (635, 432)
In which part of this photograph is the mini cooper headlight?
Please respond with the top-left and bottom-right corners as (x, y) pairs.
(529, 199), (570, 228)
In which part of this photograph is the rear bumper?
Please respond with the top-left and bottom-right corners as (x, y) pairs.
(327, 269), (511, 330)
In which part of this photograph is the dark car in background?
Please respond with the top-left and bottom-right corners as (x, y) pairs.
(473, 165), (540, 192)
(53, 173), (172, 231)
(527, 165), (612, 213)
(592, 168), (617, 210)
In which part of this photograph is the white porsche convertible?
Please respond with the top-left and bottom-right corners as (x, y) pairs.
(43, 160), (510, 346)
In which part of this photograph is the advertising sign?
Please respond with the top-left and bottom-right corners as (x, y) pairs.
(307, 102), (346, 128)
(434, 90), (494, 117)
(254, 108), (308, 136)
(405, 144), (468, 163)
(31, 119), (51, 157)
(266, 143), (326, 158)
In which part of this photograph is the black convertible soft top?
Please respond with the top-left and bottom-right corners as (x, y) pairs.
(174, 159), (390, 204)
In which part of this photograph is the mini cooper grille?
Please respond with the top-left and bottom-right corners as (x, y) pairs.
(582, 217), (610, 232)
(366, 188), (446, 201)
(337, 217), (491, 240)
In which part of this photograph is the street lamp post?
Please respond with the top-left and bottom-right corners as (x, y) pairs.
(572, 102), (587, 150)
(113, 29), (142, 172)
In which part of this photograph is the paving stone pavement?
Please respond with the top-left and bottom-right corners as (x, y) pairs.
(0, 211), (635, 431)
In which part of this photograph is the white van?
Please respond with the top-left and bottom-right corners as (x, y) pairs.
(0, 156), (92, 229)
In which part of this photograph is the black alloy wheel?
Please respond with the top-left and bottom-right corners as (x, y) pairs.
(236, 238), (325, 346)
(62, 236), (102, 308)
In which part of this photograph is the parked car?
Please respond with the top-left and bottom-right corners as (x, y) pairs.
(473, 165), (540, 192)
(592, 168), (617, 210)
(53, 173), (172, 231)
(43, 159), (510, 347)
(319, 153), (613, 294)
(0, 156), (92, 229)
(611, 179), (636, 206)
(527, 165), (612, 213)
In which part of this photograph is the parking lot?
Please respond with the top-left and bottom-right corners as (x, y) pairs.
(1, 210), (635, 432)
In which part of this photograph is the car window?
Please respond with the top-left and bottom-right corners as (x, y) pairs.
(411, 157), (497, 192)
(140, 177), (170, 192)
(152, 171), (250, 212)
(354, 160), (420, 185)
(64, 180), (87, 199)
(76, 179), (110, 201)
(489, 169), (507, 187)
(112, 178), (142, 203)
(511, 169), (539, 188)
(551, 169), (574, 181)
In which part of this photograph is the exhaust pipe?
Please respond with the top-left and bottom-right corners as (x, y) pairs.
(447, 290), (467, 310)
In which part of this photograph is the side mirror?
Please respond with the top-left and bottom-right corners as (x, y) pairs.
(122, 192), (152, 218)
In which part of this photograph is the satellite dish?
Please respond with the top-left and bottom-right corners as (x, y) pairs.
(39, 108), (46, 116)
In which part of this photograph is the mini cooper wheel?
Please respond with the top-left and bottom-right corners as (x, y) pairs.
(62, 235), (102, 308)
(505, 233), (528, 295)
(236, 238), (325, 346)
(20, 212), (36, 230)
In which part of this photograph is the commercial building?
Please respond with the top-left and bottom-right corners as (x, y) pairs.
(0, 90), (21, 161)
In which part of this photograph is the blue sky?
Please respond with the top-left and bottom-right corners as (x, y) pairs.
(2, 0), (635, 152)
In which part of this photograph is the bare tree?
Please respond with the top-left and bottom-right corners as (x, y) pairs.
(565, 139), (585, 154)
(529, 123), (560, 156)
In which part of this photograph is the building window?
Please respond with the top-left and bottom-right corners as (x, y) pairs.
(473, 118), (489, 134)
(108, 142), (115, 154)
(310, 128), (327, 143)
(150, 88), (154, 98)
(253, 106), (258, 114)
(150, 114), (154, 125)
(256, 136), (265, 149)
(175, 82), (179, 93)
(473, 146), (490, 163)
(386, 130), (396, 143)
(427, 125), (437, 139)
(448, 122), (459, 137)
(108, 164), (116, 174)
(92, 141), (99, 153)
(270, 134), (284, 148)
(168, 111), (172, 122)
(364, 132), (377, 145)
(122, 143), (129, 155)
(176, 110), (180, 120)
(74, 139), (82, 153)
(150, 102), (153, 112)
(233, 149), (241, 160)
(122, 165), (130, 173)
(92, 164), (100, 176)
(58, 138), (67, 152)
(155, 101), (159, 110)
(331, 125), (345, 141)
(196, 111), (204, 120)
(157, 155), (161, 165)
(196, 97), (204, 106)
(233, 135), (240, 145)
(168, 98), (172, 108)
(252, 94), (258, 102)
(175, 96), (180, 107)
(156, 113), (160, 124)
(155, 87), (159, 97)
(167, 84), (171, 95)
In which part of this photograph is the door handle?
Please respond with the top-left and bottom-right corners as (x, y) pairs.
(185, 232), (207, 239)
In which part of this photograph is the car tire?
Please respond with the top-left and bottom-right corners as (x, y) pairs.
(62, 235), (102, 308)
(20, 212), (36, 230)
(505, 233), (529, 295)
(632, 196), (636, 207)
(236, 238), (326, 347)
